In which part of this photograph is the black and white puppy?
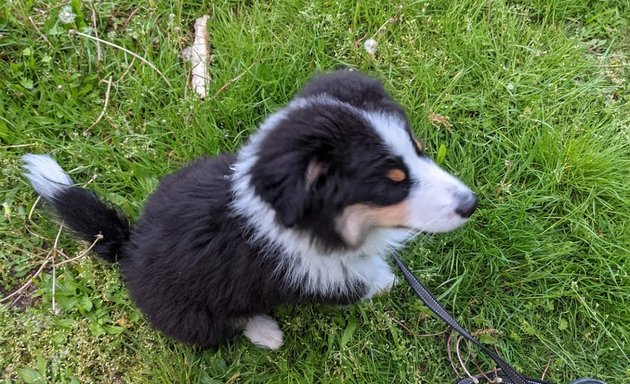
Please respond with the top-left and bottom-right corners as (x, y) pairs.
(23, 70), (477, 350)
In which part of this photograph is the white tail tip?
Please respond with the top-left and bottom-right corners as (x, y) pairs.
(22, 154), (73, 200)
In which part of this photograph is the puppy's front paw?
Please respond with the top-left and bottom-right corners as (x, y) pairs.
(362, 269), (396, 300)
(243, 314), (284, 349)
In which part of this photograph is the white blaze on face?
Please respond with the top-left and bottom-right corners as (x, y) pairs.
(362, 112), (475, 233)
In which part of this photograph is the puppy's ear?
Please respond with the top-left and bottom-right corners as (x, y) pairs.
(251, 151), (328, 227)
(248, 102), (346, 227)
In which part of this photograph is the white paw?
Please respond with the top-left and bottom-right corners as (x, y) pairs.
(362, 267), (396, 300)
(243, 314), (284, 350)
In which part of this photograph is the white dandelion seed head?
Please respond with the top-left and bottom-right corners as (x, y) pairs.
(58, 5), (77, 25)
(363, 38), (378, 56)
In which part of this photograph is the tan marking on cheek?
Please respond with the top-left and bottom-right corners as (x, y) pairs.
(335, 205), (372, 248)
(372, 200), (410, 228)
(335, 200), (410, 248)
(387, 168), (407, 182)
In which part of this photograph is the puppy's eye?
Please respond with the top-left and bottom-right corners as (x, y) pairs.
(413, 138), (424, 153)
(386, 168), (407, 182)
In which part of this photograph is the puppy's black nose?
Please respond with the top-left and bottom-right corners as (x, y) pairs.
(455, 192), (478, 218)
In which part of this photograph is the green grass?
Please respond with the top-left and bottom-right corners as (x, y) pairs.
(1, 0), (629, 383)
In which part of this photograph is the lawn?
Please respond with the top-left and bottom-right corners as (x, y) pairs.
(1, 0), (629, 383)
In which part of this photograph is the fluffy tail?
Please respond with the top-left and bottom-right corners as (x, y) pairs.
(22, 154), (130, 263)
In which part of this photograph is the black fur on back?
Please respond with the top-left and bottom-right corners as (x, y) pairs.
(121, 154), (367, 347)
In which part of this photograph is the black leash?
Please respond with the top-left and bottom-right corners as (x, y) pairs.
(392, 254), (550, 384)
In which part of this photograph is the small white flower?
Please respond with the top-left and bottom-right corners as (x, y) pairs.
(58, 5), (77, 25)
(363, 38), (378, 56)
(81, 26), (94, 35)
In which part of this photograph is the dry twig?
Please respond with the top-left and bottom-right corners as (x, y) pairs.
(50, 222), (64, 314)
(28, 16), (53, 48)
(86, 77), (113, 131)
(90, 1), (102, 64)
(456, 335), (479, 383)
(1, 229), (103, 305)
(214, 63), (255, 97)
(25, 196), (47, 241)
(0, 252), (52, 304)
(541, 358), (552, 381)
(183, 15), (211, 98)
(447, 332), (463, 378)
(56, 234), (103, 267)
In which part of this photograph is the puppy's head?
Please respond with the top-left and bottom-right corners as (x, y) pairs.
(246, 72), (476, 250)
